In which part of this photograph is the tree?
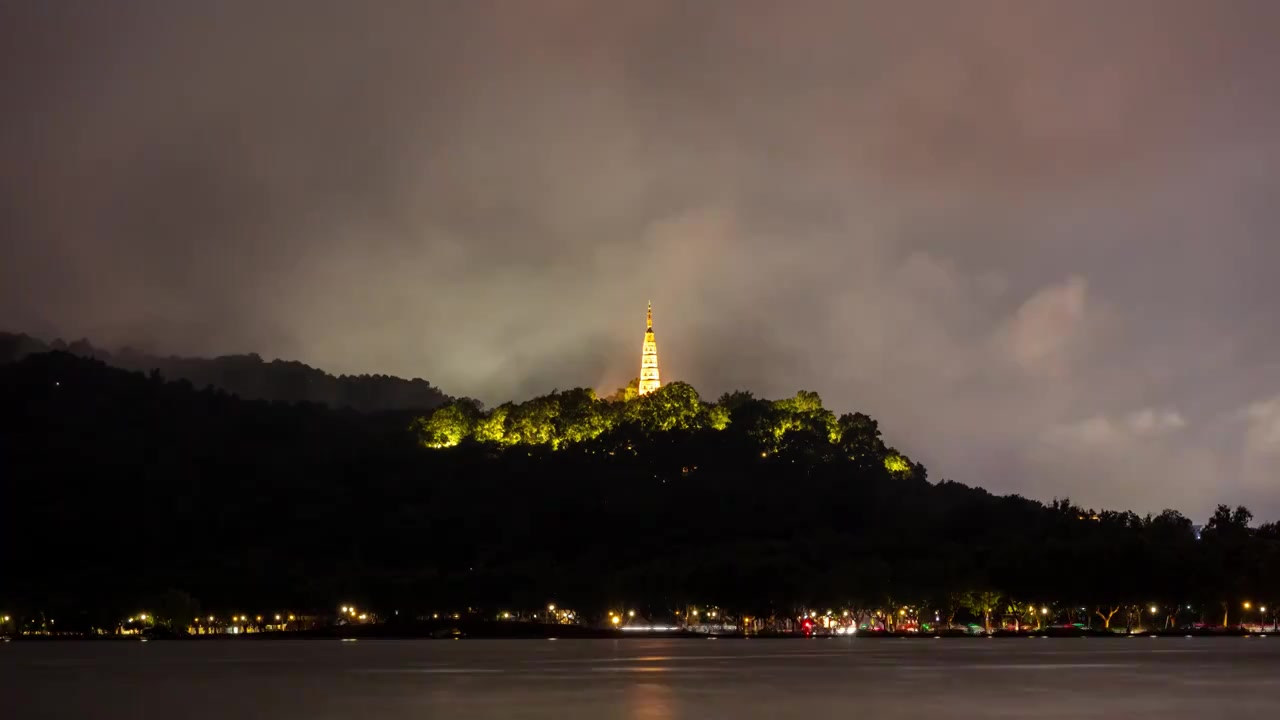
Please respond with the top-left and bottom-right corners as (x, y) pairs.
(706, 404), (731, 431)
(505, 394), (559, 445)
(473, 403), (513, 444)
(769, 391), (838, 444)
(1201, 504), (1255, 626)
(624, 382), (706, 432)
(715, 390), (757, 414)
(1004, 599), (1037, 632)
(965, 591), (1001, 634)
(835, 412), (887, 469)
(605, 378), (640, 403)
(152, 589), (201, 633)
(413, 400), (479, 447)
(556, 388), (613, 445)
(883, 451), (912, 476)
(1095, 605), (1121, 630)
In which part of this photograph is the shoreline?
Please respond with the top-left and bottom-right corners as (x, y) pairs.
(6, 626), (1273, 642)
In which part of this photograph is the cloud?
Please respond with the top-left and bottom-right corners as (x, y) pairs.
(3, 0), (1280, 520)
(1042, 409), (1186, 447)
(1003, 276), (1090, 378)
(1125, 409), (1188, 437)
(1244, 396), (1280, 456)
(1029, 408), (1215, 515)
(1240, 395), (1280, 512)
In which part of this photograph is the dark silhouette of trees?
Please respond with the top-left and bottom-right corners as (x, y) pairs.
(3, 350), (1280, 634)
(0, 332), (449, 413)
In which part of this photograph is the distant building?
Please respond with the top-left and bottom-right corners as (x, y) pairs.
(638, 302), (661, 395)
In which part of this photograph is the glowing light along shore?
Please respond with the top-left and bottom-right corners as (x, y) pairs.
(638, 301), (661, 396)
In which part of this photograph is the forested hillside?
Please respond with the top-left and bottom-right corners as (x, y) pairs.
(0, 332), (450, 413)
(2, 351), (1278, 633)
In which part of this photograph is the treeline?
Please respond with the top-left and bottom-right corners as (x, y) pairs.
(2, 351), (1278, 634)
(412, 383), (921, 477)
(0, 332), (450, 413)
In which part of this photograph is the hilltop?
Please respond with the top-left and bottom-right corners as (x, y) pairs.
(0, 332), (450, 413)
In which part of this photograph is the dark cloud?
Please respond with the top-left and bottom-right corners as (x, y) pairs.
(4, 0), (1280, 519)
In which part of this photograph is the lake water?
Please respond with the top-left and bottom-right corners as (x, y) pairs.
(5, 637), (1280, 718)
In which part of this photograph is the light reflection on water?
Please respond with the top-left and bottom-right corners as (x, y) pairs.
(4, 638), (1280, 719)
(626, 681), (674, 720)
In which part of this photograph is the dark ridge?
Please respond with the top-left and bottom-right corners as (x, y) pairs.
(0, 331), (451, 413)
(2, 350), (1278, 636)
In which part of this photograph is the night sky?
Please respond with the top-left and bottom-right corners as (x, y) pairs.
(3, 1), (1279, 518)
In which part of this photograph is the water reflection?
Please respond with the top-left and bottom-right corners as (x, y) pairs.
(626, 680), (673, 720)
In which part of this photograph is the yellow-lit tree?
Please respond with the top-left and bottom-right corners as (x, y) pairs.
(624, 381), (706, 431)
(556, 388), (614, 445)
(414, 400), (480, 448)
(505, 395), (559, 445)
(964, 590), (1002, 634)
(472, 403), (513, 444)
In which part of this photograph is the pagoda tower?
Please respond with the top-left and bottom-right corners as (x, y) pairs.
(638, 301), (661, 395)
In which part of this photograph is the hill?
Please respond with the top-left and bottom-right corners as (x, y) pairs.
(0, 332), (450, 413)
(1, 351), (1278, 634)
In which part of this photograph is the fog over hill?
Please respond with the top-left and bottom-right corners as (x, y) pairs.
(0, 332), (451, 413)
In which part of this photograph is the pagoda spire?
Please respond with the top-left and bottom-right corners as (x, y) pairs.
(638, 301), (661, 396)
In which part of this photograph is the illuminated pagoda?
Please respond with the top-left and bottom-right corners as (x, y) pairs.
(638, 301), (661, 396)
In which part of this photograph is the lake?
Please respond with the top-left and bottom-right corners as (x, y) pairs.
(5, 637), (1280, 718)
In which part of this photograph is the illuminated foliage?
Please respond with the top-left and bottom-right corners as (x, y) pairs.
(706, 404), (730, 431)
(768, 390), (838, 444)
(778, 389), (824, 414)
(473, 403), (513, 444)
(447, 389), (617, 448)
(505, 394), (560, 446)
(415, 400), (480, 448)
(883, 452), (912, 475)
(414, 383), (920, 479)
(624, 381), (706, 431)
(963, 591), (1003, 635)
